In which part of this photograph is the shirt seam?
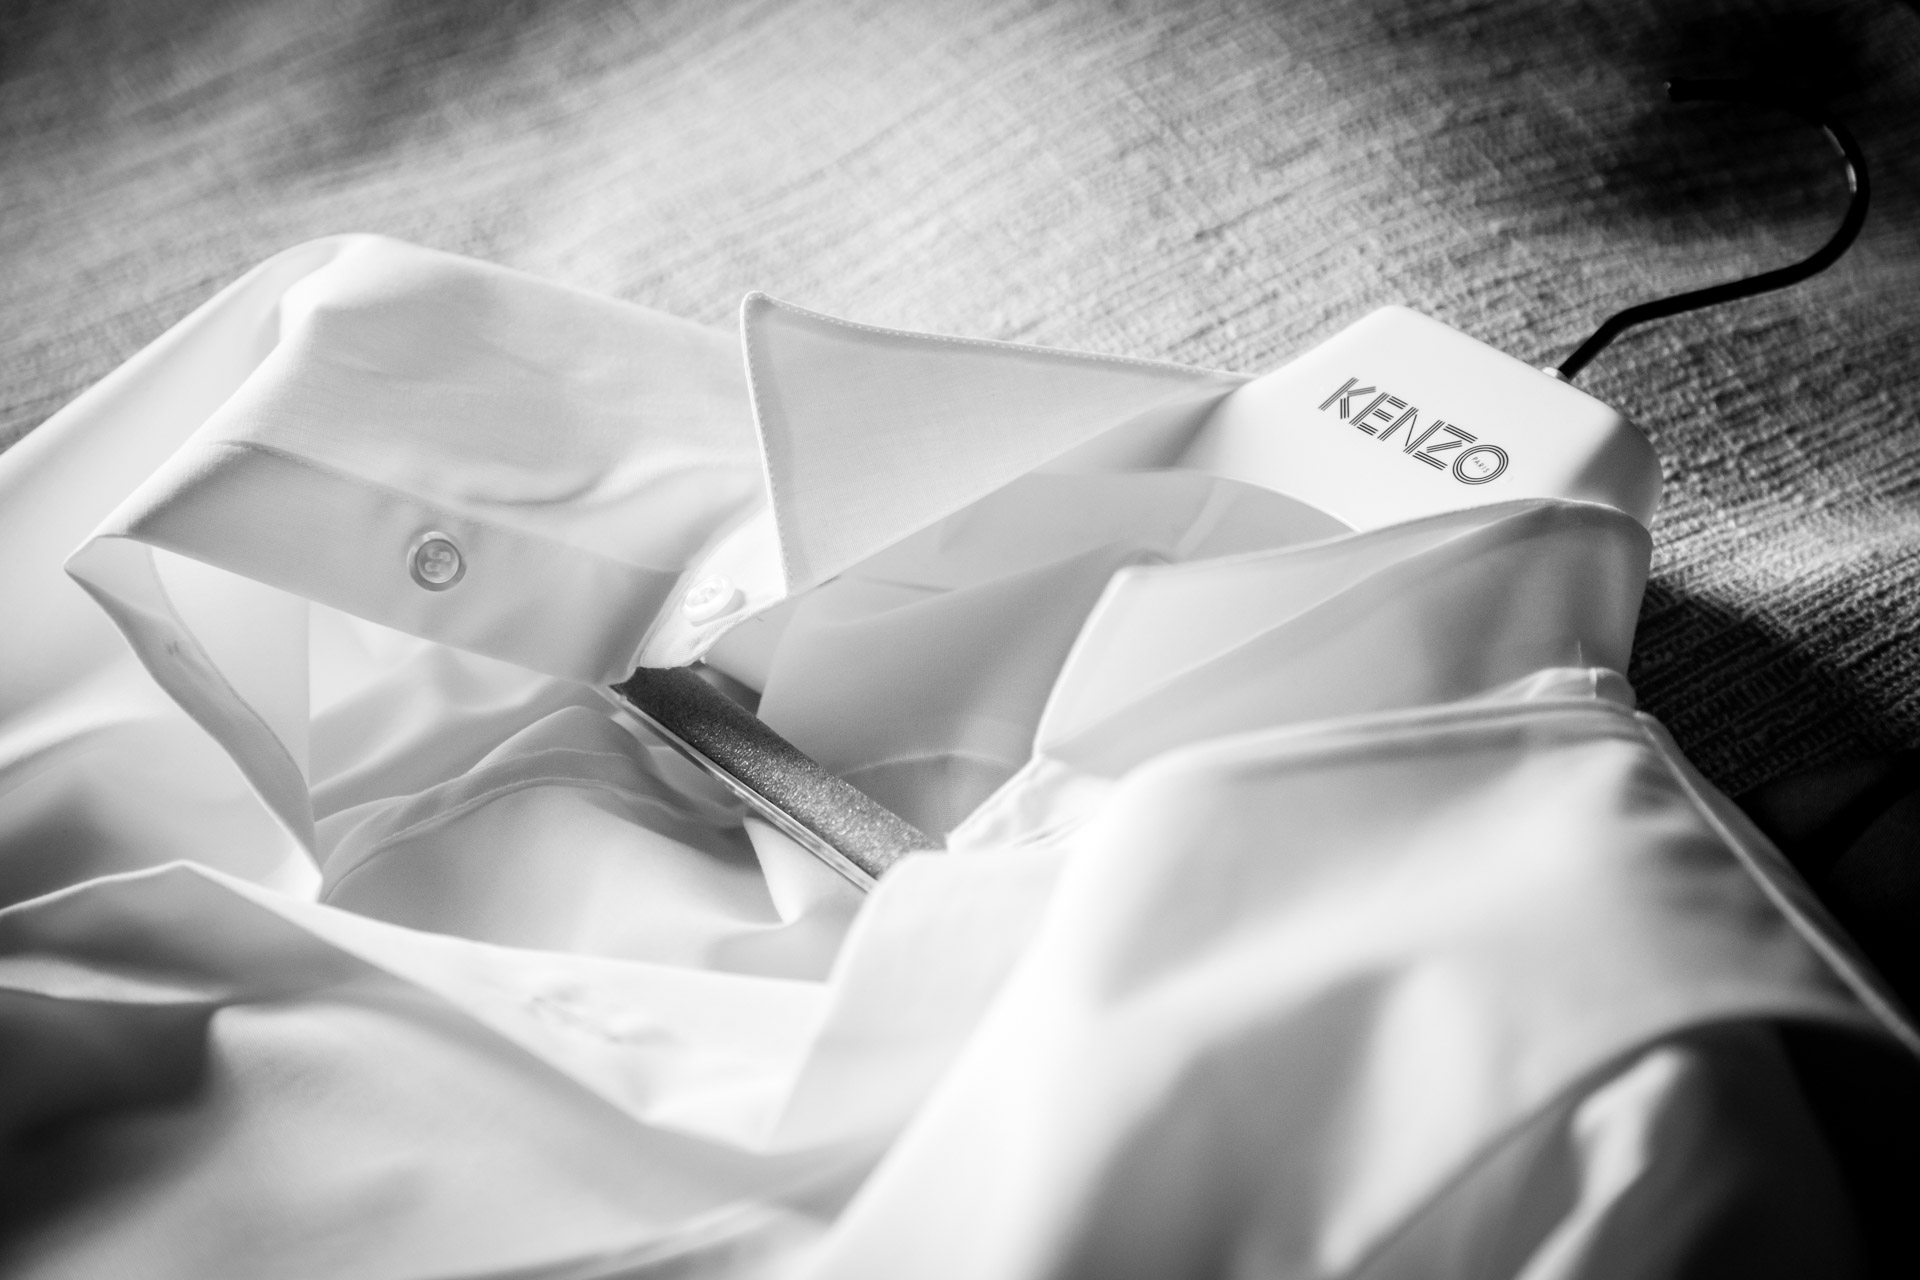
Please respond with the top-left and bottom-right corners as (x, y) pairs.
(165, 438), (697, 582)
(744, 292), (1247, 379)
(738, 297), (796, 592)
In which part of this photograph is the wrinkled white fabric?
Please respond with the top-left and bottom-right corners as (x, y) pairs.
(1, 235), (1911, 1278)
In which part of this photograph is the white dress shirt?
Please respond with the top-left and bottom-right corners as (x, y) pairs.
(0, 235), (1907, 1278)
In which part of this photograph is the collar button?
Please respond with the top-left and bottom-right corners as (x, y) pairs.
(681, 576), (739, 623)
(408, 532), (465, 590)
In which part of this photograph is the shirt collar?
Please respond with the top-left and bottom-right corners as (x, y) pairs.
(60, 236), (1649, 852)
(638, 292), (1247, 664)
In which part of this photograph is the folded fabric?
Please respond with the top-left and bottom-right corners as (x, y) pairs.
(1, 236), (1909, 1278)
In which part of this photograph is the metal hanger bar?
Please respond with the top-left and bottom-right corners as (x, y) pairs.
(612, 665), (942, 890)
(1552, 78), (1870, 382)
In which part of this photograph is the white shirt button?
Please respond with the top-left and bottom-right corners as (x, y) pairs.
(681, 575), (739, 623)
(408, 532), (465, 590)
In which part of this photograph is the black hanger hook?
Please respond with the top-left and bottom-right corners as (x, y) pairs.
(1551, 78), (1870, 383)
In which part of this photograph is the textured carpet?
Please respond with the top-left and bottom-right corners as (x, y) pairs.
(4, 0), (1919, 794)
